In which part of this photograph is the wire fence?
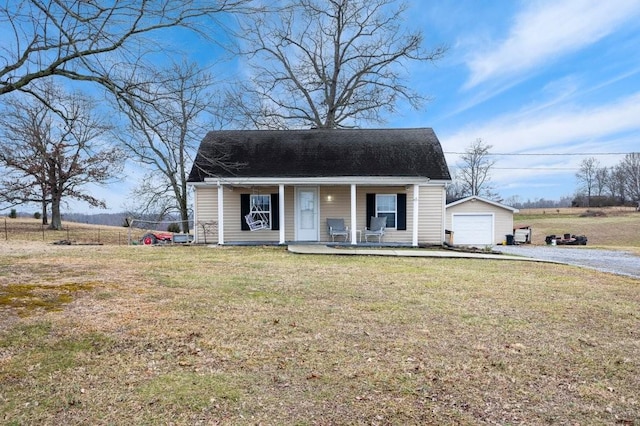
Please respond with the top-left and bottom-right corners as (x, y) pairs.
(1, 219), (152, 245)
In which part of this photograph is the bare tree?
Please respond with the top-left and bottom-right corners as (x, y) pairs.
(594, 166), (608, 197)
(226, 0), (446, 129)
(0, 88), (51, 222)
(0, 0), (252, 108)
(619, 153), (640, 204)
(450, 139), (497, 199)
(606, 165), (627, 203)
(445, 177), (466, 204)
(0, 84), (124, 229)
(576, 157), (600, 207)
(115, 61), (220, 233)
(503, 194), (522, 209)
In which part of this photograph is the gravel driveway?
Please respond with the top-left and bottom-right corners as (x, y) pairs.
(494, 245), (640, 279)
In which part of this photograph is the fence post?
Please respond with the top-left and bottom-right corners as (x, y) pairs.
(4, 218), (7, 241)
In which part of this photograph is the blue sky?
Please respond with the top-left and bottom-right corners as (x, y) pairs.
(407, 0), (640, 200)
(51, 0), (640, 212)
(402, 0), (640, 204)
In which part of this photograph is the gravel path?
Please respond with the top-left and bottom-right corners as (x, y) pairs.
(494, 245), (640, 279)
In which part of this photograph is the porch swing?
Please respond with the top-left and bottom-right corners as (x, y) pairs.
(244, 199), (270, 231)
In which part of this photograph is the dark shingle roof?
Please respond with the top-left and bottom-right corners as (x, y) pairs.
(187, 128), (451, 182)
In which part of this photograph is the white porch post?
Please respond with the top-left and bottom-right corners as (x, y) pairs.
(412, 184), (420, 247)
(192, 186), (199, 243)
(350, 184), (357, 245)
(217, 184), (224, 245)
(279, 184), (285, 244)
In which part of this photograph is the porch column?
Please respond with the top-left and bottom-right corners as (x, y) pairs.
(412, 184), (420, 247)
(350, 184), (357, 245)
(217, 184), (224, 245)
(192, 186), (199, 243)
(279, 184), (285, 244)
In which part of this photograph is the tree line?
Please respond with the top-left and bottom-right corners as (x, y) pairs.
(575, 154), (640, 208)
(0, 0), (445, 230)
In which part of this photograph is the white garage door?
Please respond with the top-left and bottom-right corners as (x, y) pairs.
(452, 214), (493, 245)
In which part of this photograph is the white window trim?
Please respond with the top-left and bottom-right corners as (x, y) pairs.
(376, 194), (397, 229)
(250, 194), (272, 229)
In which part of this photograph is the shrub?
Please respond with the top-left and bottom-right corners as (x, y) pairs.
(9, 209), (17, 219)
(33, 212), (41, 220)
(167, 223), (181, 233)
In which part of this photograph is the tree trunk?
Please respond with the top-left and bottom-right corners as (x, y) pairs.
(179, 195), (189, 233)
(41, 200), (48, 225)
(49, 191), (62, 230)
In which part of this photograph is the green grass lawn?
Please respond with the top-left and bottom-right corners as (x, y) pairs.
(1, 244), (638, 425)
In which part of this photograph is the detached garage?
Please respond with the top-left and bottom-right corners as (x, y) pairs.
(446, 196), (519, 246)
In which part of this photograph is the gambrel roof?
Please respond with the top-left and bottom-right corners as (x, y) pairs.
(187, 128), (451, 182)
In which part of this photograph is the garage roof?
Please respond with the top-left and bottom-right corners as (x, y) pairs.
(446, 196), (519, 212)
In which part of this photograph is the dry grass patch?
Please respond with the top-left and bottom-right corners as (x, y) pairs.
(0, 243), (638, 425)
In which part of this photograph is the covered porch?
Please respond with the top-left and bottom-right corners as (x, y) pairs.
(192, 177), (442, 247)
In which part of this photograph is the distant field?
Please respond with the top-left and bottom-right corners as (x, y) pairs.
(517, 206), (637, 217)
(515, 207), (640, 248)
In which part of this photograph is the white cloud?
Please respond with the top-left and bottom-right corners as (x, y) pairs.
(443, 91), (640, 154)
(441, 91), (640, 197)
(464, 0), (640, 88)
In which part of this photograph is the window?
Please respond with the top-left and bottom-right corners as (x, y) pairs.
(376, 194), (397, 228)
(241, 193), (280, 231)
(250, 194), (271, 228)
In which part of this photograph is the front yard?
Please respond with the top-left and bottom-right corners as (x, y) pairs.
(1, 244), (638, 424)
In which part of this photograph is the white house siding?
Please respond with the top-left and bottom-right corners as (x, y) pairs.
(224, 186), (281, 243)
(284, 186), (295, 241)
(194, 186), (218, 243)
(319, 186), (352, 241)
(446, 199), (514, 245)
(417, 185), (446, 245)
(355, 186), (413, 244)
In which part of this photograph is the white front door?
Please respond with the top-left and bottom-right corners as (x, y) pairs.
(296, 187), (319, 241)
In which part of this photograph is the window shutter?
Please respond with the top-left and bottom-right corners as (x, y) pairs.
(397, 193), (407, 230)
(240, 194), (250, 231)
(270, 193), (279, 230)
(366, 193), (375, 228)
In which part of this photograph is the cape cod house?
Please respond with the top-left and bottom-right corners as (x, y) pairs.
(187, 128), (452, 246)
